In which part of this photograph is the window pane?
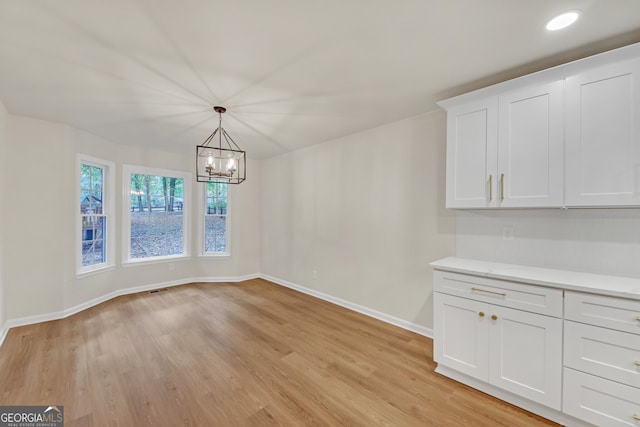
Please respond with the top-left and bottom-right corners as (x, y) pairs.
(204, 181), (228, 254)
(91, 166), (103, 191)
(92, 191), (103, 214)
(82, 215), (106, 266)
(80, 190), (91, 213)
(80, 165), (92, 190)
(205, 215), (226, 253)
(129, 173), (185, 259)
(79, 159), (111, 272)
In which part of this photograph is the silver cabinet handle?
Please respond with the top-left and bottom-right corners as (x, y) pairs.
(500, 173), (505, 201)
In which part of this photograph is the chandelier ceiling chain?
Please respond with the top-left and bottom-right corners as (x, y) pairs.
(196, 106), (246, 184)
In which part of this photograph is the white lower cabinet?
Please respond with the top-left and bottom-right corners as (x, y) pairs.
(563, 368), (640, 427)
(434, 292), (562, 410)
(563, 291), (640, 426)
(432, 259), (640, 426)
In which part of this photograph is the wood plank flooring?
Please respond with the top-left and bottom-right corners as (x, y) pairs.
(0, 279), (559, 426)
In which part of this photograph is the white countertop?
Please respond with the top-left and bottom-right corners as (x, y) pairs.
(430, 257), (640, 301)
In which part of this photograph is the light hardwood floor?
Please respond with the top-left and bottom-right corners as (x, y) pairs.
(0, 279), (559, 426)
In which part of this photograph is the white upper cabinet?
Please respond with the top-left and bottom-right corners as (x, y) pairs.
(440, 42), (640, 209)
(445, 98), (498, 208)
(565, 57), (640, 206)
(497, 81), (564, 207)
(443, 81), (563, 208)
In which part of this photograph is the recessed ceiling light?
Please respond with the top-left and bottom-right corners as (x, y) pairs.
(546, 11), (580, 31)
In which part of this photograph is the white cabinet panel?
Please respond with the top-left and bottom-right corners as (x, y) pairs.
(498, 81), (564, 207)
(434, 292), (489, 381)
(445, 99), (498, 208)
(489, 305), (562, 409)
(565, 58), (640, 206)
(563, 367), (640, 427)
(564, 320), (640, 388)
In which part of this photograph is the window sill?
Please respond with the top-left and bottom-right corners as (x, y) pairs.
(122, 255), (191, 267)
(197, 253), (231, 259)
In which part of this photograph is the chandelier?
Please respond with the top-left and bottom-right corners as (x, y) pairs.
(196, 106), (246, 184)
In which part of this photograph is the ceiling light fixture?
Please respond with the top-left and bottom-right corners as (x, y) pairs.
(546, 11), (580, 31)
(196, 106), (246, 184)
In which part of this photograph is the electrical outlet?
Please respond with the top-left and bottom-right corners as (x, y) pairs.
(168, 263), (175, 271)
(312, 270), (317, 280)
(502, 228), (514, 241)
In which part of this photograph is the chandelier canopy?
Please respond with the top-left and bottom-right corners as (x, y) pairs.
(196, 106), (246, 184)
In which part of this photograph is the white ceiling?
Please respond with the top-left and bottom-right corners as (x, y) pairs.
(1, 0), (640, 159)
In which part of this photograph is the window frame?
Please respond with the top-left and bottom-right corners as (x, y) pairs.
(76, 155), (115, 276)
(122, 165), (192, 265)
(198, 180), (231, 257)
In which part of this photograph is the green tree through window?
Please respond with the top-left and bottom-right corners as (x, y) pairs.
(129, 173), (185, 259)
(204, 181), (228, 254)
(80, 163), (107, 267)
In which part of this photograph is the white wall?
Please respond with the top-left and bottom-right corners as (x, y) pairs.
(456, 209), (640, 277)
(261, 111), (456, 331)
(4, 114), (261, 321)
(4, 116), (66, 320)
(0, 100), (7, 331)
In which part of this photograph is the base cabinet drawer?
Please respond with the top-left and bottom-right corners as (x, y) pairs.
(564, 320), (640, 388)
(565, 291), (640, 334)
(563, 367), (640, 427)
(434, 271), (563, 317)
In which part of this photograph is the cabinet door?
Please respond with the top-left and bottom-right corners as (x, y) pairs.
(488, 305), (562, 410)
(445, 98), (498, 208)
(434, 293), (489, 381)
(565, 57), (640, 206)
(498, 81), (564, 207)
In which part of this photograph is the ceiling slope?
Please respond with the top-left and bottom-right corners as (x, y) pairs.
(1, 0), (639, 158)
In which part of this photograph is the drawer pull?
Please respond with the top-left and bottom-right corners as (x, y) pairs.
(479, 312), (485, 317)
(634, 414), (640, 421)
(635, 361), (640, 366)
(491, 314), (498, 320)
(471, 287), (507, 297)
(636, 316), (640, 321)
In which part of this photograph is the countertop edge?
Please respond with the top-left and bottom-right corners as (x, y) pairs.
(430, 257), (640, 301)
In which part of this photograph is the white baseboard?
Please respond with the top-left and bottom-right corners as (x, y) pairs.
(260, 274), (433, 338)
(0, 274), (261, 348)
(0, 322), (8, 348)
(191, 273), (261, 283)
